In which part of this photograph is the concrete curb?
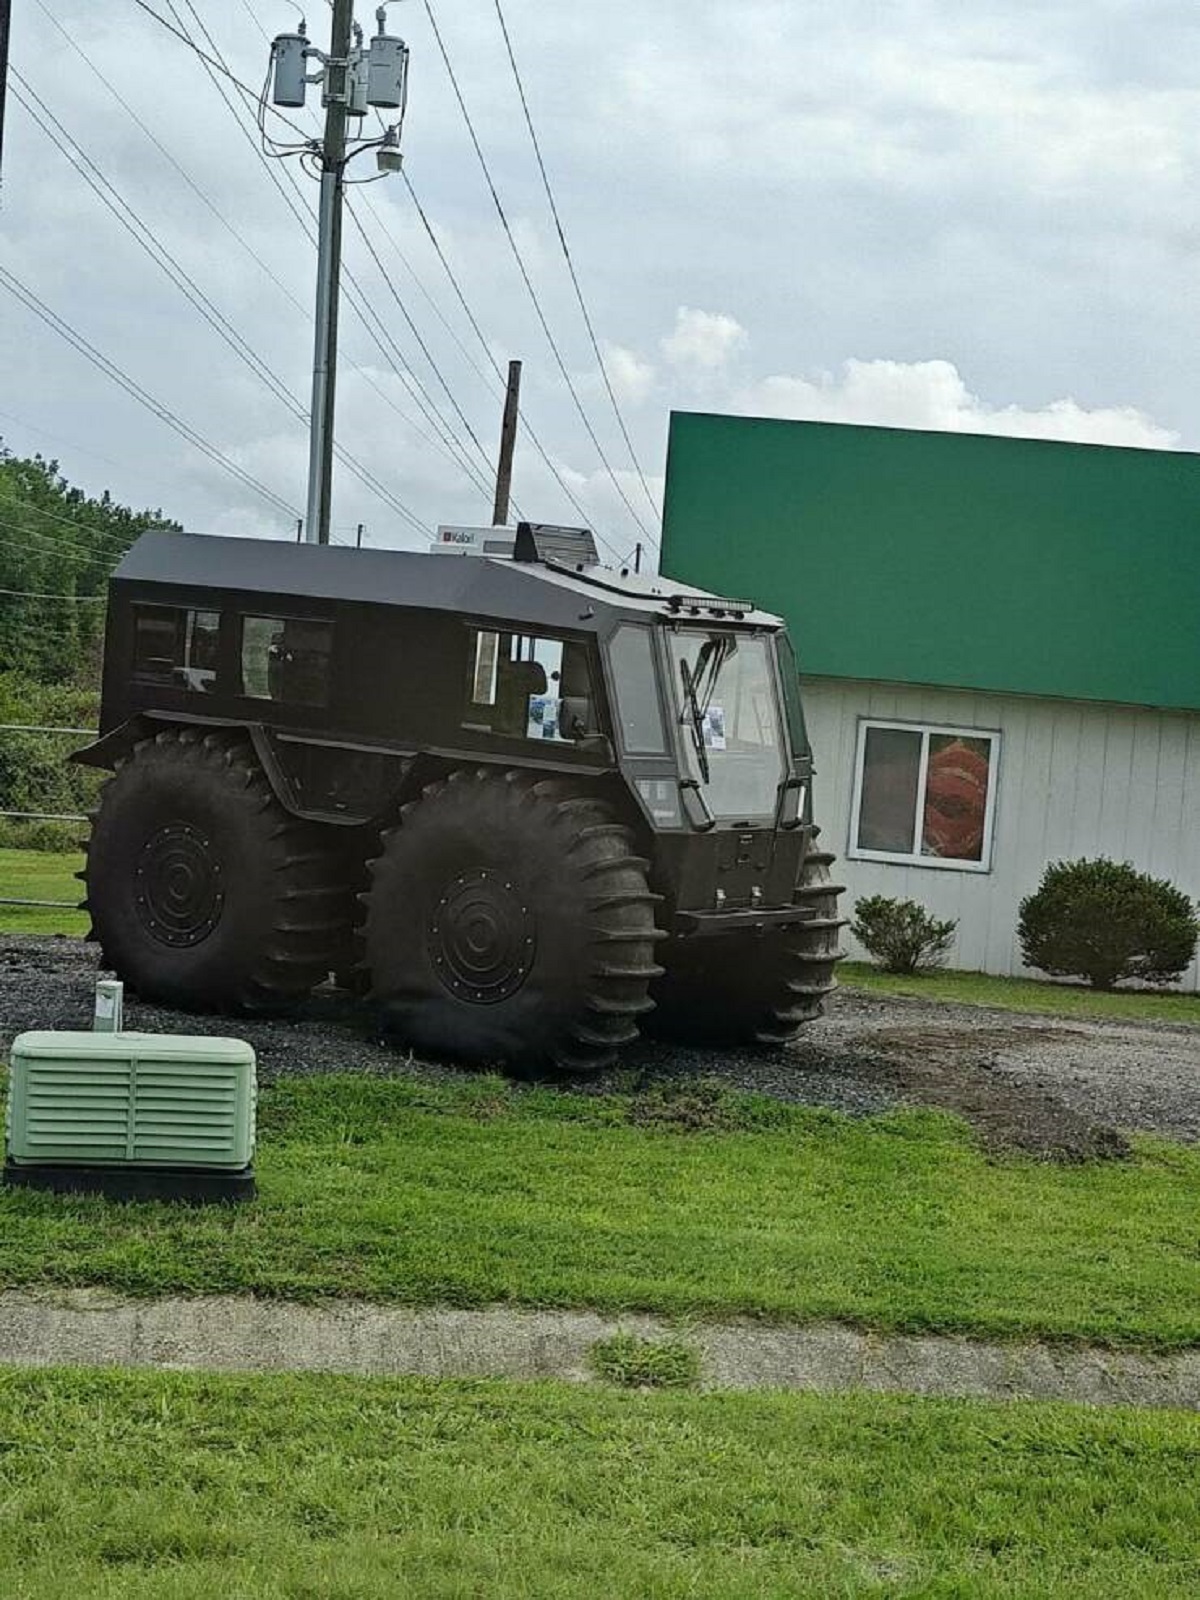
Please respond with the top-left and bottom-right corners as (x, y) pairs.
(0, 1290), (1196, 1410)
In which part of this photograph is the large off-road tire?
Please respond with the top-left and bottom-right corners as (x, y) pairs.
(649, 838), (846, 1047)
(84, 729), (351, 1011)
(363, 767), (663, 1072)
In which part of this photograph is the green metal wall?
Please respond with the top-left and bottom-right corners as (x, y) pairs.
(660, 413), (1200, 712)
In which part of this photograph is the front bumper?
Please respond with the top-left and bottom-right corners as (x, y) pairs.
(671, 905), (816, 938)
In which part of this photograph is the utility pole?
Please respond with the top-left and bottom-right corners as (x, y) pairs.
(492, 359), (522, 527)
(0, 0), (12, 196)
(306, 0), (352, 548)
(270, 5), (409, 545)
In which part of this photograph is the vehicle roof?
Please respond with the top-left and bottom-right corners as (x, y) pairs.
(112, 532), (784, 631)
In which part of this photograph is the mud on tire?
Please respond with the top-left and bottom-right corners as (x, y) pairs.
(363, 767), (664, 1072)
(649, 837), (846, 1047)
(84, 729), (351, 1011)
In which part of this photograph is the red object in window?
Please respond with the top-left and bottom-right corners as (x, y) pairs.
(923, 739), (989, 861)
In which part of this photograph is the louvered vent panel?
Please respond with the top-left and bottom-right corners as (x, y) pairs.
(21, 1063), (132, 1161)
(132, 1067), (242, 1163)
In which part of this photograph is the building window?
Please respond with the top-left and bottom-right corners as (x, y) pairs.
(132, 605), (220, 693)
(464, 629), (596, 743)
(240, 616), (333, 707)
(849, 720), (1000, 871)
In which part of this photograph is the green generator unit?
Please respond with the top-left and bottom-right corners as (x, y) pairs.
(4, 1031), (256, 1202)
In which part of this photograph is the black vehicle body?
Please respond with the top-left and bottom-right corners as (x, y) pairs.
(78, 527), (843, 1066)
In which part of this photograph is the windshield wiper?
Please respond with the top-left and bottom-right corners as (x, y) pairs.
(678, 658), (711, 785)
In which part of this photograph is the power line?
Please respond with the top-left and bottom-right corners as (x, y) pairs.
(345, 196), (501, 500)
(0, 587), (105, 603)
(140, 0), (605, 541)
(0, 483), (152, 557)
(32, 0), (307, 320)
(144, 0), (489, 523)
(129, 0), (313, 140)
(0, 510), (135, 564)
(401, 172), (621, 554)
(423, 0), (653, 546)
(168, 0), (466, 534)
(0, 265), (301, 520)
(13, 72), (425, 538)
(13, 75), (303, 419)
(358, 190), (504, 406)
(0, 405), (187, 510)
(489, 0), (659, 530)
(237, 0), (272, 45)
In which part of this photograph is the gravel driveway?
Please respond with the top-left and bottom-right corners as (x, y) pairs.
(3, 935), (1198, 1158)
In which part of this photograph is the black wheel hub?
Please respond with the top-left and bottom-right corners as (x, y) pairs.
(134, 822), (225, 948)
(429, 868), (536, 1005)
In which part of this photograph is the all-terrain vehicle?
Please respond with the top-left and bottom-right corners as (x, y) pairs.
(77, 524), (844, 1072)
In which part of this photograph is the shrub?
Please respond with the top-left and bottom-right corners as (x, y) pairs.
(1018, 858), (1199, 991)
(851, 896), (957, 975)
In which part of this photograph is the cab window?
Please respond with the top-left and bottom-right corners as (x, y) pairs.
(240, 616), (333, 707)
(608, 625), (667, 754)
(464, 629), (596, 743)
(132, 604), (220, 693)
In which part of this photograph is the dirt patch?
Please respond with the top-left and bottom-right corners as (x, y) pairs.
(860, 1050), (1130, 1162)
(841, 1024), (1131, 1162)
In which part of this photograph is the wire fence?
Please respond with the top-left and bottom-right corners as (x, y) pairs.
(0, 723), (95, 910)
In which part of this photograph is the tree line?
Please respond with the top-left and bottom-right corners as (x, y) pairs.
(0, 445), (181, 845)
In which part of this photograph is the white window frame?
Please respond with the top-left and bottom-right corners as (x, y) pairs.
(848, 718), (1001, 874)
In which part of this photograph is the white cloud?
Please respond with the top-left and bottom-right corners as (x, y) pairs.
(661, 307), (747, 372)
(734, 359), (1178, 451)
(603, 344), (657, 406)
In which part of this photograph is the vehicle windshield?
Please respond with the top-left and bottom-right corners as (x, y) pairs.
(668, 631), (786, 820)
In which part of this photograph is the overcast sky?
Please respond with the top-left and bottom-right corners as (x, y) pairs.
(1, 0), (1196, 566)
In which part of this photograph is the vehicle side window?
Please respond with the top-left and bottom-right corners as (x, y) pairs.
(132, 604), (220, 693)
(608, 625), (667, 754)
(464, 628), (594, 742)
(240, 616), (333, 708)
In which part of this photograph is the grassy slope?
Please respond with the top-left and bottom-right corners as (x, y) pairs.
(1, 1076), (1197, 1349)
(0, 849), (86, 936)
(842, 960), (1200, 1025)
(0, 1367), (1196, 1599)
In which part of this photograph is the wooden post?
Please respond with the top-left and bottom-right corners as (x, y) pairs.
(492, 359), (522, 527)
(0, 0), (10, 196)
(0, 0), (11, 197)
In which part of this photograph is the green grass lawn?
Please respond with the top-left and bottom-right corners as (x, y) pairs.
(0, 848), (86, 936)
(842, 960), (1200, 1025)
(0, 1367), (1195, 1598)
(1, 1074), (1198, 1349)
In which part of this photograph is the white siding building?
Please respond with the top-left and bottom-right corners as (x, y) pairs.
(660, 413), (1200, 987)
(804, 679), (1200, 987)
